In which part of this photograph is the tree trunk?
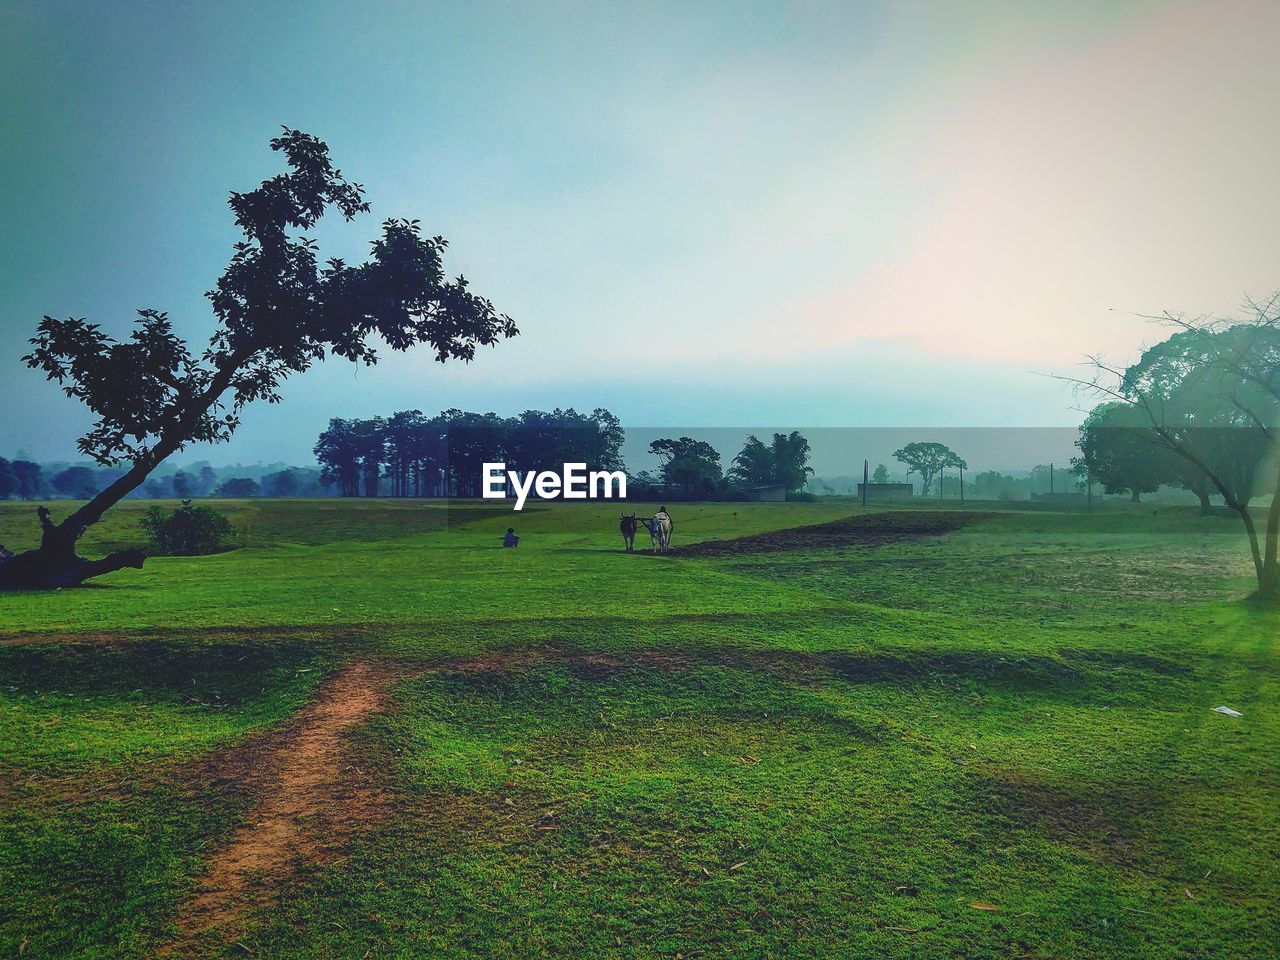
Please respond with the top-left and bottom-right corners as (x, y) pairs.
(0, 346), (251, 590)
(1130, 489), (1141, 503)
(1197, 488), (1212, 516)
(1259, 472), (1280, 604)
(0, 506), (146, 590)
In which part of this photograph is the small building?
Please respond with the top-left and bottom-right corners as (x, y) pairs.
(744, 483), (787, 502)
(857, 482), (913, 500)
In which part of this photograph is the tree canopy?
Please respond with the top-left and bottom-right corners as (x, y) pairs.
(892, 442), (965, 496)
(730, 432), (813, 492)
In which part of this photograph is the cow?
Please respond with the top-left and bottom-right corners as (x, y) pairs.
(619, 514), (639, 552)
(645, 509), (672, 553)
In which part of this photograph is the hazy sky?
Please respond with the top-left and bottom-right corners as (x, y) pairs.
(2, 0), (1277, 465)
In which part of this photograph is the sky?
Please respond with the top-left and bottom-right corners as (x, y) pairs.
(1, 0), (1277, 468)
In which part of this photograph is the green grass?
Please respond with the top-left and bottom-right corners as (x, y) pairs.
(0, 497), (1276, 958)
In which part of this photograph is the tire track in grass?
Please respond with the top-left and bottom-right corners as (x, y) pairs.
(159, 660), (396, 955)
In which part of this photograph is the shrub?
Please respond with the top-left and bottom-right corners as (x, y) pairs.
(139, 500), (234, 556)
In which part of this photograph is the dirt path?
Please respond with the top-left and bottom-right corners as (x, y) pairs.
(159, 660), (395, 955)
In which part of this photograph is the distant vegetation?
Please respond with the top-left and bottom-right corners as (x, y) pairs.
(314, 415), (818, 502)
(315, 408), (624, 498)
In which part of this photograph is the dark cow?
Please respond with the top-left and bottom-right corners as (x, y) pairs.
(619, 514), (639, 552)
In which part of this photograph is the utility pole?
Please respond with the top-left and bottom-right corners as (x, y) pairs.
(862, 459), (868, 507)
(1050, 462), (1055, 495)
(960, 465), (964, 502)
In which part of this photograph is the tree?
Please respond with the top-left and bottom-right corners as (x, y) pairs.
(1073, 403), (1169, 503)
(12, 461), (42, 501)
(729, 431), (813, 493)
(197, 464), (218, 496)
(871, 463), (890, 484)
(52, 466), (98, 500)
(315, 418), (364, 497)
(971, 469), (1020, 501)
(265, 469), (299, 497)
(892, 441), (964, 496)
(770, 431), (814, 492)
(441, 409), (507, 497)
(352, 417), (387, 497)
(4, 129), (516, 589)
(172, 470), (194, 499)
(1068, 298), (1280, 600)
(216, 477), (260, 497)
(0, 459), (17, 500)
(649, 436), (722, 499)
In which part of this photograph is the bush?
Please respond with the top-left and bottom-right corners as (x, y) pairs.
(139, 500), (234, 556)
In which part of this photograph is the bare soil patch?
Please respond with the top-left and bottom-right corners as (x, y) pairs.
(158, 660), (399, 955)
(670, 510), (992, 557)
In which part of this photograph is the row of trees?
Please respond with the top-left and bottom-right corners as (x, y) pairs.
(1073, 401), (1265, 512)
(312, 420), (818, 502)
(315, 408), (624, 498)
(0, 457), (323, 502)
(642, 431), (815, 500)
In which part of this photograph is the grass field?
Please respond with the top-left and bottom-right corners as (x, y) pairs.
(1, 497), (1277, 958)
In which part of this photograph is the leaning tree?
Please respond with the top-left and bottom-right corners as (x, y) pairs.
(1066, 295), (1280, 600)
(1, 128), (516, 590)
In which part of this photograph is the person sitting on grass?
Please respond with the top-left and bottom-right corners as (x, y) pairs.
(503, 527), (520, 548)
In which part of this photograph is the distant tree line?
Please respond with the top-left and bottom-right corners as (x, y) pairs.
(0, 457), (330, 502)
(314, 408), (625, 498)
(311, 416), (819, 502)
(633, 430), (815, 501)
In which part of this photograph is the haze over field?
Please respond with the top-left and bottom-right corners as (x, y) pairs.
(2, 0), (1278, 463)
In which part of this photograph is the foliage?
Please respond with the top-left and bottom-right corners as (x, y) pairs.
(0, 459), (16, 500)
(871, 463), (890, 484)
(24, 130), (517, 468)
(12, 460), (42, 500)
(649, 437), (723, 499)
(892, 441), (966, 495)
(264, 469), (299, 497)
(138, 500), (235, 556)
(317, 407), (625, 498)
(52, 465), (98, 499)
(1072, 402), (1169, 502)
(216, 477), (260, 498)
(729, 431), (814, 492)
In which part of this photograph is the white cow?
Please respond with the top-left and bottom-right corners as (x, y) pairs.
(646, 510), (672, 553)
